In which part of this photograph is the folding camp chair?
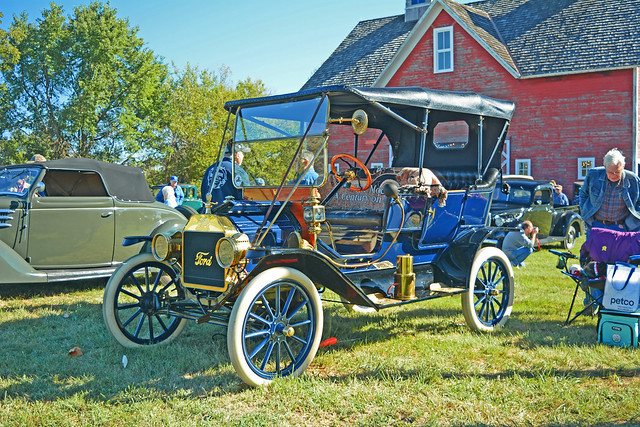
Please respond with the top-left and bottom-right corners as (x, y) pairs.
(551, 228), (640, 325)
(550, 250), (603, 324)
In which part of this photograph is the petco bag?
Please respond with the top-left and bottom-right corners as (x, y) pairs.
(603, 263), (640, 312)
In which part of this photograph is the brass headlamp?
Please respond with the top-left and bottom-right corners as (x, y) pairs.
(152, 231), (182, 261)
(215, 232), (251, 268)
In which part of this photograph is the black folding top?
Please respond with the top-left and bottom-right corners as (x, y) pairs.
(225, 85), (515, 121)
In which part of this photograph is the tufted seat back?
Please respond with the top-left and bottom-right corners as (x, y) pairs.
(434, 168), (498, 191)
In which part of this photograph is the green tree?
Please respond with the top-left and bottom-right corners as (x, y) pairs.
(0, 2), (169, 164)
(151, 64), (266, 185)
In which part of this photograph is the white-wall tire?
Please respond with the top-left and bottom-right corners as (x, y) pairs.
(461, 247), (514, 332)
(227, 267), (323, 386)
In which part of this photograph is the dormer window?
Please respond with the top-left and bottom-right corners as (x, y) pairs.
(434, 26), (454, 73)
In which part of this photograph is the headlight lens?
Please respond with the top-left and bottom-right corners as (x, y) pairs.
(152, 232), (182, 261)
(215, 233), (250, 268)
(494, 216), (504, 227)
(152, 234), (169, 260)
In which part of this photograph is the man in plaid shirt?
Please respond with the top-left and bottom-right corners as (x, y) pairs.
(580, 148), (640, 236)
(578, 148), (640, 309)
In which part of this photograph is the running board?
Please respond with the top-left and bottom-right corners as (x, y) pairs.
(44, 267), (118, 282)
(370, 286), (467, 309)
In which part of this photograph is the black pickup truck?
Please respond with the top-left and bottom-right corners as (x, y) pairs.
(490, 176), (584, 249)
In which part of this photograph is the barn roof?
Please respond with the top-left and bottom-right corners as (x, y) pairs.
(302, 0), (640, 89)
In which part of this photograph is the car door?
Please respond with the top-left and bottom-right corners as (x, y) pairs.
(526, 188), (554, 236)
(27, 170), (115, 268)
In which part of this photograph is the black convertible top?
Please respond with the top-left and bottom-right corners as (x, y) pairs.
(7, 158), (154, 201)
(225, 85), (515, 120)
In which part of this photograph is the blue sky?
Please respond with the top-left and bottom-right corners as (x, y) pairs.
(0, 0), (411, 94)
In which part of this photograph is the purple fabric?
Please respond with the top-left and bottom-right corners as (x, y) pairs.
(580, 227), (640, 263)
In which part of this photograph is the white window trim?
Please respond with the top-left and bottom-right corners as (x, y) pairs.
(371, 162), (384, 169)
(515, 159), (531, 176)
(577, 157), (595, 180)
(433, 26), (454, 73)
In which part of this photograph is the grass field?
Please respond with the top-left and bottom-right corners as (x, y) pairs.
(2, 238), (640, 426)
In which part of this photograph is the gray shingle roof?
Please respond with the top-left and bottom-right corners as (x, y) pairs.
(301, 15), (414, 90)
(302, 0), (640, 89)
(468, 0), (640, 76)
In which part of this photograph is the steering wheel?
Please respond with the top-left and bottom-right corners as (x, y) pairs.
(330, 153), (372, 192)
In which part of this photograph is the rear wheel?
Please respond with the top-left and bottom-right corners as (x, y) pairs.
(228, 267), (323, 386)
(103, 253), (187, 348)
(561, 223), (577, 250)
(462, 247), (514, 332)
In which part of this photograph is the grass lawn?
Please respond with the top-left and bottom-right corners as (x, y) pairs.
(2, 238), (640, 426)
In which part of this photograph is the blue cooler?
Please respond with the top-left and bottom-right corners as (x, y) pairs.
(598, 309), (640, 348)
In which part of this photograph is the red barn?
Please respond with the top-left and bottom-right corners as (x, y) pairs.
(302, 0), (640, 201)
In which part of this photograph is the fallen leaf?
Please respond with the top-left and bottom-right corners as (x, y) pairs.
(68, 346), (83, 357)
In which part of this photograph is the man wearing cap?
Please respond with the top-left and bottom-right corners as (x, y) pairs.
(553, 184), (569, 206)
(156, 175), (184, 207)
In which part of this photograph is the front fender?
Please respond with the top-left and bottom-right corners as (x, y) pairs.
(245, 249), (376, 309)
(0, 239), (47, 284)
(123, 220), (186, 254)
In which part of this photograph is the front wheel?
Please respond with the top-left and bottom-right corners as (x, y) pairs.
(462, 247), (514, 332)
(227, 267), (323, 386)
(561, 223), (577, 250)
(103, 253), (188, 348)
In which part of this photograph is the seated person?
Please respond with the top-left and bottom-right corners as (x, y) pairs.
(9, 172), (31, 194)
(502, 221), (539, 267)
(395, 167), (448, 207)
(288, 150), (319, 186)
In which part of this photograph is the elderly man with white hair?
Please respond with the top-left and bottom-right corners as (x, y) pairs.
(580, 148), (640, 236)
(578, 148), (640, 310)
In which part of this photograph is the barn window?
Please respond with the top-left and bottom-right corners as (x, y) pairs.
(577, 157), (594, 180)
(434, 26), (453, 73)
(515, 159), (531, 176)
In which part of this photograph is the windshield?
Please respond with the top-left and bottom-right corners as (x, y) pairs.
(235, 97), (328, 142)
(492, 183), (533, 206)
(232, 97), (329, 187)
(0, 167), (40, 197)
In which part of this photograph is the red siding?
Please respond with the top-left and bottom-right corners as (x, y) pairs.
(385, 12), (636, 193)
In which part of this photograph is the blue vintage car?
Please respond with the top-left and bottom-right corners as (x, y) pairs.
(102, 86), (516, 386)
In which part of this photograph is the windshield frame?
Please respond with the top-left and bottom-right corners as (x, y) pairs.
(231, 96), (330, 189)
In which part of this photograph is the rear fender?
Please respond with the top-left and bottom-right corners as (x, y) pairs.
(0, 239), (47, 284)
(245, 249), (377, 309)
(552, 211), (583, 237)
(433, 227), (498, 287)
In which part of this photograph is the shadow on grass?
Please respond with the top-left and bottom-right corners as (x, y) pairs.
(0, 289), (614, 402)
(319, 364), (640, 384)
(0, 278), (108, 298)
